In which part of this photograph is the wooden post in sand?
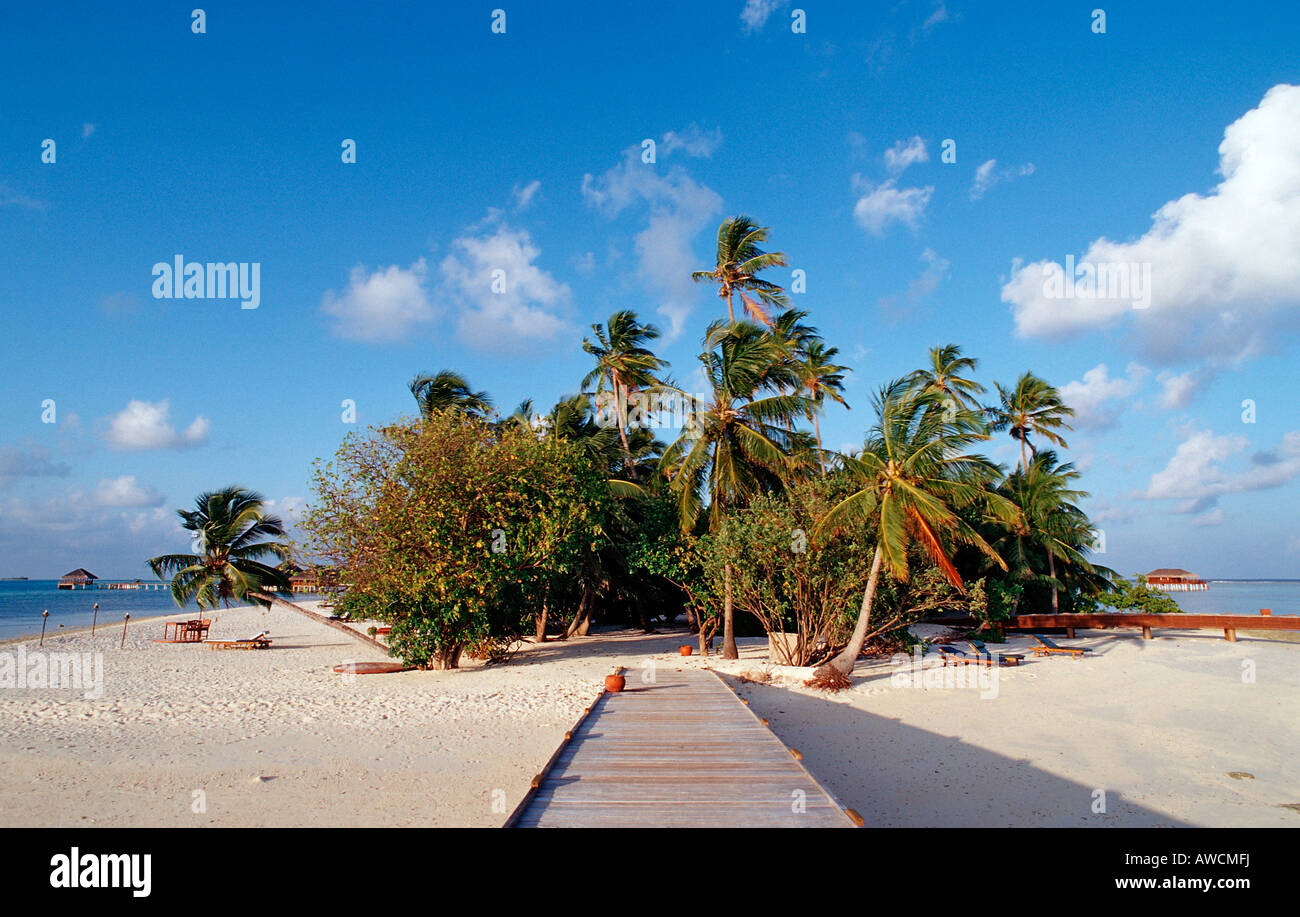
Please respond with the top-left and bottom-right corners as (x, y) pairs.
(91, 602), (99, 635)
(39, 610), (49, 647)
(121, 613), (130, 649)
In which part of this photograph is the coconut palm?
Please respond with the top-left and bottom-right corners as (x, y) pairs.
(147, 487), (291, 610)
(659, 320), (812, 658)
(986, 372), (1074, 470)
(409, 369), (493, 420)
(691, 216), (789, 326)
(813, 381), (1011, 676)
(907, 344), (985, 412)
(582, 310), (667, 480)
(797, 339), (851, 474)
(994, 452), (1110, 613)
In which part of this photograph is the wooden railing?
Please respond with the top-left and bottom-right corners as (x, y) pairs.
(1007, 611), (1295, 642)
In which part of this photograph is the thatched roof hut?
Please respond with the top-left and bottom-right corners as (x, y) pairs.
(57, 568), (98, 589)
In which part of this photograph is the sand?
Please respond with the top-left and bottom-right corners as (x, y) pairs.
(0, 601), (684, 827)
(705, 629), (1300, 827)
(2, 605), (1295, 827)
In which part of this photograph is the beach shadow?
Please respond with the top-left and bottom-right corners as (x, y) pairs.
(719, 675), (1191, 828)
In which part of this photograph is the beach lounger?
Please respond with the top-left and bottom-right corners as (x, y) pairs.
(1030, 634), (1088, 659)
(206, 631), (272, 650)
(936, 644), (993, 667)
(966, 639), (1024, 667)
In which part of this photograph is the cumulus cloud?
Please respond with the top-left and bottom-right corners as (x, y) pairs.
(81, 123), (96, 139)
(321, 259), (435, 343)
(1157, 366), (1216, 409)
(103, 400), (209, 451)
(1059, 362), (1149, 430)
(1003, 84), (1300, 363)
(439, 220), (572, 350)
(884, 136), (928, 174)
(1142, 429), (1300, 511)
(970, 158), (1035, 200)
(662, 126), (724, 158)
(852, 175), (933, 234)
(582, 134), (724, 336)
(92, 475), (164, 508)
(740, 0), (788, 32)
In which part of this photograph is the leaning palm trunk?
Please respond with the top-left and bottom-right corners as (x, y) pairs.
(813, 413), (826, 475)
(722, 562), (738, 659)
(563, 589), (591, 639)
(614, 381), (639, 481)
(1048, 552), (1059, 613)
(824, 544), (884, 676)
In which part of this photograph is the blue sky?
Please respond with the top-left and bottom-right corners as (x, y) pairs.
(2, 1), (1298, 580)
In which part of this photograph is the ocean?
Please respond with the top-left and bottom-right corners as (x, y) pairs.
(0, 580), (322, 642)
(0, 577), (1295, 641)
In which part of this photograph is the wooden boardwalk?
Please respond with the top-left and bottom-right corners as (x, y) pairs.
(508, 667), (856, 828)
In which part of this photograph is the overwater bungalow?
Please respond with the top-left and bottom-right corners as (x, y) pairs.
(1146, 568), (1209, 592)
(57, 568), (98, 589)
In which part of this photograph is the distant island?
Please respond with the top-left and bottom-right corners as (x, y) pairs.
(0, 577), (29, 581)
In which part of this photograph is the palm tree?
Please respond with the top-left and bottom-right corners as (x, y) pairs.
(692, 216), (789, 326)
(994, 452), (1108, 614)
(907, 344), (985, 412)
(986, 372), (1074, 470)
(659, 320), (811, 658)
(148, 487), (291, 610)
(797, 339), (850, 474)
(409, 369), (493, 420)
(813, 381), (1010, 676)
(582, 310), (667, 480)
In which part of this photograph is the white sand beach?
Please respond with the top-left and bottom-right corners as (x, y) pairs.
(1, 605), (1296, 827)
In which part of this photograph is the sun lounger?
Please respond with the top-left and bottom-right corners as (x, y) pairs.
(966, 639), (1024, 667)
(937, 644), (992, 667)
(1030, 634), (1088, 659)
(207, 631), (272, 650)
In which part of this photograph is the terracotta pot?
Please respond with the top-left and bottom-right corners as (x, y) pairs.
(604, 674), (626, 693)
(679, 645), (693, 656)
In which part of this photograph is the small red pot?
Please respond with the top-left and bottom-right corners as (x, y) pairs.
(680, 645), (693, 656)
(604, 674), (626, 693)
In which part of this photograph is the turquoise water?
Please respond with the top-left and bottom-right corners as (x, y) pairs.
(0, 580), (321, 641)
(1167, 580), (1299, 616)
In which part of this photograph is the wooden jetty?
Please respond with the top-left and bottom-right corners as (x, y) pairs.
(507, 667), (857, 828)
(1008, 611), (1300, 642)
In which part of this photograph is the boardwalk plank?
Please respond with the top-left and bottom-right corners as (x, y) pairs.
(509, 668), (854, 828)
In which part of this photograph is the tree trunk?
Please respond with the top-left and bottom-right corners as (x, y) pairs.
(614, 377), (639, 481)
(726, 291), (736, 324)
(722, 562), (738, 659)
(535, 599), (549, 642)
(1020, 435), (1028, 471)
(563, 589), (591, 639)
(826, 544), (885, 675)
(429, 644), (464, 670)
(1048, 551), (1059, 613)
(814, 412), (826, 475)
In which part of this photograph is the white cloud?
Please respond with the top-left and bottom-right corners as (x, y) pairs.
(1189, 507), (1225, 527)
(1059, 362), (1149, 430)
(740, 0), (788, 32)
(104, 400), (209, 451)
(852, 175), (933, 234)
(439, 220), (573, 350)
(922, 2), (951, 31)
(1157, 367), (1216, 409)
(1003, 84), (1300, 362)
(321, 259), (435, 343)
(1142, 429), (1300, 509)
(970, 158), (1035, 200)
(511, 179), (541, 211)
(92, 475), (164, 508)
(662, 126), (724, 158)
(0, 443), (71, 487)
(884, 136), (928, 174)
(582, 137), (724, 336)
